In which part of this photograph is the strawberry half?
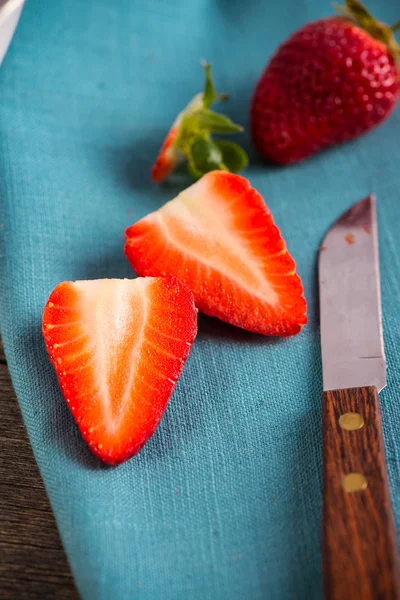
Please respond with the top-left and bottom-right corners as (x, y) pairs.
(125, 171), (307, 336)
(42, 277), (197, 465)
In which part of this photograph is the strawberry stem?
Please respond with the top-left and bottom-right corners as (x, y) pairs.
(171, 63), (248, 180)
(336, 1), (400, 74)
(201, 61), (218, 108)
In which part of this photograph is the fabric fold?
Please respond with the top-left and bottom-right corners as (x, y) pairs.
(0, 1), (399, 598)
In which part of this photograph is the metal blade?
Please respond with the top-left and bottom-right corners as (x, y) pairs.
(319, 195), (386, 392)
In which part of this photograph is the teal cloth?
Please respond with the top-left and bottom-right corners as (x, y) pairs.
(1, 1), (399, 598)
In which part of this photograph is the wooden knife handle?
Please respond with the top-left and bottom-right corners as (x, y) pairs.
(323, 386), (400, 600)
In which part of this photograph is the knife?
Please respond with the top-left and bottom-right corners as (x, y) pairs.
(319, 195), (400, 600)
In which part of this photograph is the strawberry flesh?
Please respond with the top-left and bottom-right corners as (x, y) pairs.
(42, 277), (197, 465)
(151, 94), (203, 182)
(125, 171), (307, 336)
(151, 127), (181, 183)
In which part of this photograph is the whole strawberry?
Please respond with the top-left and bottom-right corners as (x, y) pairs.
(251, 0), (400, 165)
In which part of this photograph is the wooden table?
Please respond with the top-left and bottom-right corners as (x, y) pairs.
(0, 340), (78, 599)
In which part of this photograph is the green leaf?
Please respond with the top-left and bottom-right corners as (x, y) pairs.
(214, 140), (248, 173)
(201, 61), (216, 109)
(194, 109), (243, 134)
(187, 158), (204, 180)
(190, 134), (224, 176)
(335, 1), (374, 28)
(391, 19), (400, 32)
(157, 62), (247, 182)
(332, 2), (353, 19)
(344, 0), (373, 22)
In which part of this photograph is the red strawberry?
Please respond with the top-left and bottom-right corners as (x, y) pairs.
(251, 0), (400, 165)
(125, 171), (307, 337)
(42, 277), (197, 465)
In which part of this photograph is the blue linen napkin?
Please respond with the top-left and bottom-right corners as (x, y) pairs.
(1, 1), (399, 598)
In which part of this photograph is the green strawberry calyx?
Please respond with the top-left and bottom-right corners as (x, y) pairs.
(170, 62), (248, 180)
(335, 0), (400, 74)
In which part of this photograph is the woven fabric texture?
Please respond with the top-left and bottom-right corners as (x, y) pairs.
(0, 1), (399, 598)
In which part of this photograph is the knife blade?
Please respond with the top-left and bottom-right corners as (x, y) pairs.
(318, 197), (400, 600)
(319, 195), (386, 393)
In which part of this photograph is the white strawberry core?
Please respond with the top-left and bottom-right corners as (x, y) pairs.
(73, 278), (150, 431)
(158, 176), (279, 307)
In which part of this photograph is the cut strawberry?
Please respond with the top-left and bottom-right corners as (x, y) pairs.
(151, 63), (248, 183)
(125, 171), (307, 336)
(42, 277), (197, 465)
(151, 94), (203, 183)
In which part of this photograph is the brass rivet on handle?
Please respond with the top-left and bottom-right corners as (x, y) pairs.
(339, 412), (364, 431)
(341, 472), (368, 493)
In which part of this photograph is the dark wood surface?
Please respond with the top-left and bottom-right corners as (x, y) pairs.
(0, 340), (78, 599)
(323, 386), (400, 600)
